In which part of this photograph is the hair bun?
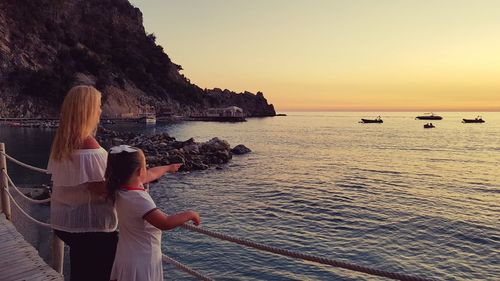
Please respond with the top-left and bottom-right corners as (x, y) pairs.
(109, 145), (138, 154)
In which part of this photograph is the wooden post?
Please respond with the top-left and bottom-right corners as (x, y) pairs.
(0, 143), (12, 220)
(52, 232), (64, 274)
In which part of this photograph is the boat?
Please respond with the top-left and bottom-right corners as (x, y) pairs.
(415, 113), (443, 120)
(101, 119), (116, 125)
(360, 116), (383, 123)
(462, 116), (485, 123)
(424, 123), (435, 129)
(137, 113), (156, 124)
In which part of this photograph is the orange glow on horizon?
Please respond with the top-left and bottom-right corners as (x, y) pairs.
(131, 0), (500, 112)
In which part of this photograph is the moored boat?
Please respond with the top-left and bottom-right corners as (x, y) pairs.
(360, 116), (383, 123)
(424, 123), (435, 129)
(137, 114), (156, 124)
(462, 116), (485, 123)
(416, 113), (443, 120)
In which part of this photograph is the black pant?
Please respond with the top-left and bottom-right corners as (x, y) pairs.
(55, 230), (118, 281)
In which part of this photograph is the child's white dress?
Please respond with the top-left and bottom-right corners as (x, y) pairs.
(110, 189), (163, 281)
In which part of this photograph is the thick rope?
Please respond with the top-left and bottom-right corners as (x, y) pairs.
(181, 224), (433, 281)
(0, 151), (48, 173)
(3, 186), (52, 228)
(162, 254), (214, 281)
(2, 170), (51, 204)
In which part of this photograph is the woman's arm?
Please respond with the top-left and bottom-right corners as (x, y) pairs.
(87, 181), (107, 195)
(82, 137), (106, 195)
(143, 163), (182, 184)
(144, 209), (200, 230)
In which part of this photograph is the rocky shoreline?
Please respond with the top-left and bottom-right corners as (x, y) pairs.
(96, 127), (251, 171)
(9, 126), (252, 200)
(0, 0), (276, 119)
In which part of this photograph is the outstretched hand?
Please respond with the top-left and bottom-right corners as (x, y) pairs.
(144, 163), (183, 183)
(167, 163), (183, 173)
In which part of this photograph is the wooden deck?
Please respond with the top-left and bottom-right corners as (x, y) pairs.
(0, 214), (63, 281)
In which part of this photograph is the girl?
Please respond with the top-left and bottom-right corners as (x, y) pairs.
(106, 145), (200, 281)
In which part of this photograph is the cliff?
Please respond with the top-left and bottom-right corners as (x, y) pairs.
(0, 0), (276, 118)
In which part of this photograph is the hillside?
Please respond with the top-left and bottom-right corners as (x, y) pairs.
(0, 0), (276, 118)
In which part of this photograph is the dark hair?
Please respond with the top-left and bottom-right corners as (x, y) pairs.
(105, 148), (144, 203)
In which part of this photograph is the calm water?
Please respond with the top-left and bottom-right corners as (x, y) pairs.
(1, 112), (499, 280)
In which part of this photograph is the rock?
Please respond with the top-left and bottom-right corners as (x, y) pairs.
(95, 127), (248, 172)
(214, 150), (232, 162)
(146, 156), (160, 163)
(171, 141), (185, 149)
(168, 155), (185, 165)
(112, 138), (124, 145)
(201, 137), (230, 153)
(189, 160), (209, 170)
(183, 138), (195, 146)
(19, 184), (51, 201)
(231, 144), (252, 155)
(183, 144), (199, 154)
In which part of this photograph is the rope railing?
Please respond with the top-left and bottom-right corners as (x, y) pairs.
(181, 224), (432, 281)
(1, 168), (210, 281)
(0, 151), (48, 173)
(162, 254), (215, 281)
(2, 170), (51, 204)
(0, 149), (214, 280)
(0, 148), (434, 281)
(3, 185), (52, 228)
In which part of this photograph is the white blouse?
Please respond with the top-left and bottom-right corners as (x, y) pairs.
(47, 148), (117, 233)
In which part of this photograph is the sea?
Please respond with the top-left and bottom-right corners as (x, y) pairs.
(1, 112), (499, 281)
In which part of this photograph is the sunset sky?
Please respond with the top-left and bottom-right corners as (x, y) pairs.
(130, 0), (500, 112)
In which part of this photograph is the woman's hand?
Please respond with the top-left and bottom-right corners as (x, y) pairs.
(87, 181), (107, 196)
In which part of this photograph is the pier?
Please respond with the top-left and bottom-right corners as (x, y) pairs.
(0, 214), (63, 281)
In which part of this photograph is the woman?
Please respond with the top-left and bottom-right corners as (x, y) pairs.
(48, 85), (180, 281)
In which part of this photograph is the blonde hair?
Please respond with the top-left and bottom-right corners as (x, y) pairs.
(50, 85), (102, 161)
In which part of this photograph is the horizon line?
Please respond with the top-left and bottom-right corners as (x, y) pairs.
(277, 109), (500, 113)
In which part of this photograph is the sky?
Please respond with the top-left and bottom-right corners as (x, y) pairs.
(129, 0), (500, 112)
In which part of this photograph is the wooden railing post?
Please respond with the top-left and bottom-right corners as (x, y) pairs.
(52, 232), (64, 273)
(0, 143), (12, 220)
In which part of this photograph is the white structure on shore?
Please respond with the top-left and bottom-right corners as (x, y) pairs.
(137, 112), (156, 124)
(206, 106), (245, 118)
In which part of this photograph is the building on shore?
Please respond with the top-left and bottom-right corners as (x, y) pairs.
(188, 106), (246, 122)
(137, 111), (156, 124)
(120, 112), (136, 118)
(206, 106), (245, 118)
